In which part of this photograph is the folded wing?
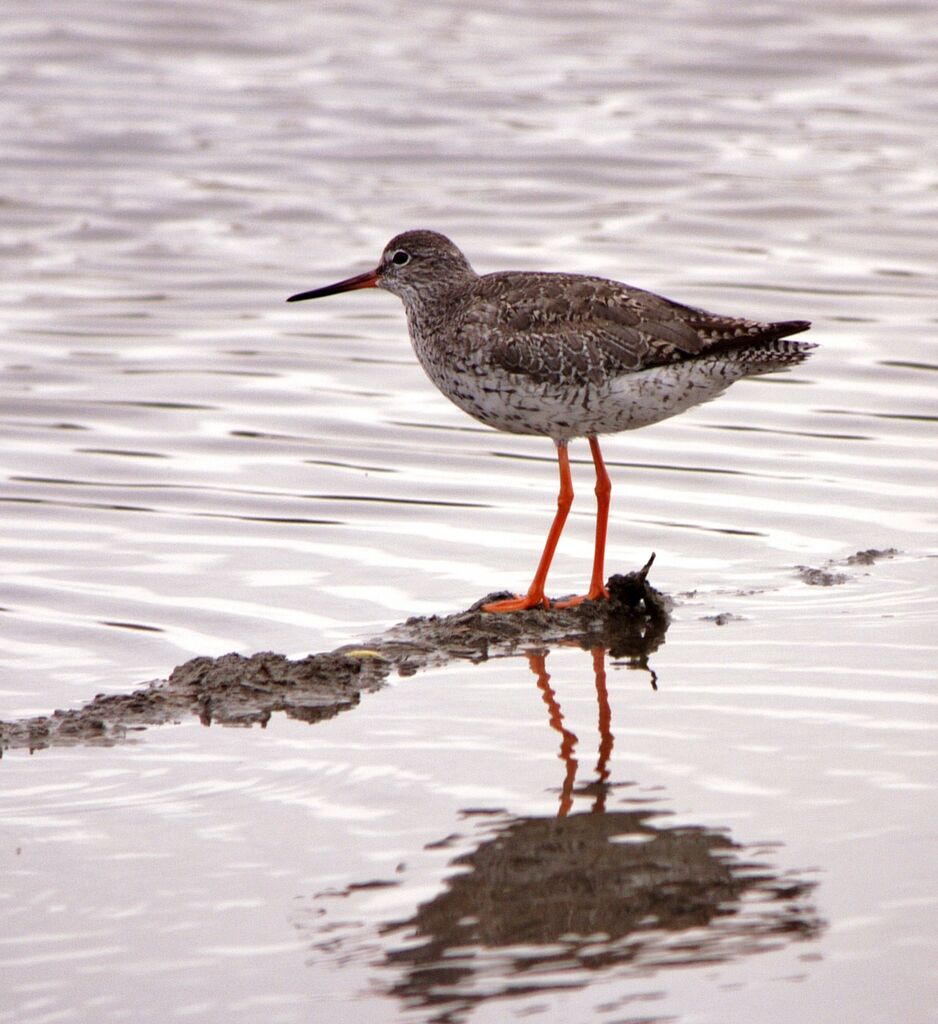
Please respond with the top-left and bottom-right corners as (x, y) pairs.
(461, 271), (810, 387)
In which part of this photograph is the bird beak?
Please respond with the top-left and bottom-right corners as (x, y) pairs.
(286, 268), (380, 302)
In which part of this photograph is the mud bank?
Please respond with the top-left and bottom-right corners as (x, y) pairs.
(1, 563), (668, 755)
(1, 548), (901, 757)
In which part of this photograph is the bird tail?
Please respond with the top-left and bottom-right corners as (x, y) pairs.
(771, 319), (812, 339)
(697, 318), (814, 370)
(727, 338), (817, 373)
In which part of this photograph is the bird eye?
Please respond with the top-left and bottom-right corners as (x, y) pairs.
(391, 249), (410, 266)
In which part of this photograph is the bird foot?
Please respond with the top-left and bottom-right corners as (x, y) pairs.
(481, 586), (610, 613)
(552, 587), (609, 610)
(481, 592), (551, 613)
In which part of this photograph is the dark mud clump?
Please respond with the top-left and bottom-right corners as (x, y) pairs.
(795, 567), (851, 586)
(795, 547), (899, 586)
(1, 559), (669, 756)
(845, 548), (898, 566)
(702, 612), (746, 625)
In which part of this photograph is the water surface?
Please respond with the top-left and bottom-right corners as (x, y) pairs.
(1, 1), (937, 1021)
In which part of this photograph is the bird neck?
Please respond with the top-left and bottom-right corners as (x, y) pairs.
(397, 269), (476, 325)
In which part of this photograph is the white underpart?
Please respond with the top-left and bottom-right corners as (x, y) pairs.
(424, 356), (757, 444)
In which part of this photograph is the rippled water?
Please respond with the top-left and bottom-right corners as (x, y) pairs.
(2, 1), (937, 1021)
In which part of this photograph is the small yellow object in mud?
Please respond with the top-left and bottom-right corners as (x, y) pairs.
(344, 648), (390, 660)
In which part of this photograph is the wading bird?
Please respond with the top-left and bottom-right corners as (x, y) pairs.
(288, 230), (812, 612)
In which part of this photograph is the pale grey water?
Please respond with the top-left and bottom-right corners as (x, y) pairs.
(1, 1), (937, 1021)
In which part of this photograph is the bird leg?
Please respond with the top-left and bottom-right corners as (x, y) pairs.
(586, 436), (612, 600)
(482, 441), (573, 613)
(554, 436), (611, 608)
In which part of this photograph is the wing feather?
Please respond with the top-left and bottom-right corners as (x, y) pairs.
(455, 271), (809, 387)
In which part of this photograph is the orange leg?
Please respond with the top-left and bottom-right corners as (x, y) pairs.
(483, 441), (573, 613)
(587, 436), (612, 601)
(555, 436), (611, 608)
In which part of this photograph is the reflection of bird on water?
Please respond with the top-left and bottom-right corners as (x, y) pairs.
(376, 806), (822, 1023)
(288, 230), (813, 611)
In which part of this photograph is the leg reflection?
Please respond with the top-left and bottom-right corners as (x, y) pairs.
(526, 646), (617, 818)
(527, 651), (578, 818)
(591, 645), (614, 814)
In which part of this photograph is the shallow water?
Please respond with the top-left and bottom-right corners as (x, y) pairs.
(2, 1), (937, 1021)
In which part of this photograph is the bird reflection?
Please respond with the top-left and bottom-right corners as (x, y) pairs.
(304, 645), (824, 1024)
(375, 801), (822, 1023)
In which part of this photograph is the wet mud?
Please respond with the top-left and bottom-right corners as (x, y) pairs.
(794, 547), (897, 587)
(1, 561), (668, 756)
(1, 549), (896, 757)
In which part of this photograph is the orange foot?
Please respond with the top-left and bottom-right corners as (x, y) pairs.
(482, 592), (551, 613)
(553, 586), (609, 610)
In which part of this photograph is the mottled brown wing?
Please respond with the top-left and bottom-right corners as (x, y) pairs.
(463, 272), (709, 386)
(483, 319), (648, 386)
(465, 271), (809, 387)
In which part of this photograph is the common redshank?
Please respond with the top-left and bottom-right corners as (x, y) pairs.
(287, 230), (812, 613)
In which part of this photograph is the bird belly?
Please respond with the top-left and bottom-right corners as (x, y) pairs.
(437, 351), (797, 442)
(424, 358), (758, 443)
